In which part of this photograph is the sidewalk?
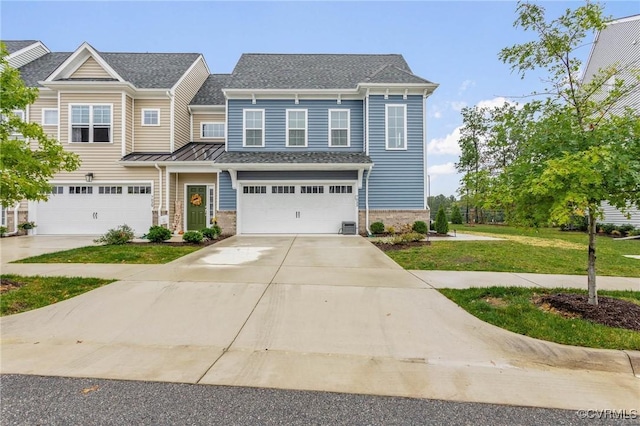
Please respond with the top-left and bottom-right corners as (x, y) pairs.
(410, 270), (639, 291)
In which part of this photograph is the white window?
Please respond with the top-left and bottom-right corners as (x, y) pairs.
(201, 122), (225, 138)
(142, 109), (160, 126)
(42, 109), (58, 126)
(243, 109), (264, 147)
(98, 186), (123, 194)
(329, 109), (350, 147)
(385, 104), (407, 150)
(208, 187), (215, 221)
(1, 208), (6, 227)
(69, 186), (93, 194)
(71, 105), (112, 143)
(49, 186), (64, 194)
(242, 186), (267, 194)
(9, 110), (25, 139)
(272, 185), (295, 194)
(128, 186), (152, 194)
(286, 109), (307, 147)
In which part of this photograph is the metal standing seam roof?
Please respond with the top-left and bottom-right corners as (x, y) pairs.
(3, 40), (40, 54)
(15, 50), (201, 88)
(121, 142), (226, 162)
(225, 53), (435, 90)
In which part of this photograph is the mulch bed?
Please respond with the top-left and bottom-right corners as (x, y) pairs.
(535, 293), (640, 332)
(129, 234), (232, 247)
(374, 241), (431, 251)
(0, 278), (24, 294)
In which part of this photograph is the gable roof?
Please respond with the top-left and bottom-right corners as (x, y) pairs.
(15, 43), (202, 89)
(3, 40), (40, 54)
(226, 53), (434, 90)
(190, 74), (232, 105)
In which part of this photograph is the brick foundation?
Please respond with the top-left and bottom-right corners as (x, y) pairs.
(358, 209), (430, 234)
(216, 211), (237, 235)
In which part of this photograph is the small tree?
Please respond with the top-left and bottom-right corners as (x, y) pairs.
(435, 206), (449, 235)
(0, 43), (80, 207)
(450, 205), (463, 224)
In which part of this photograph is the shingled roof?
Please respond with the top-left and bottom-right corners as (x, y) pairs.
(191, 74), (232, 105)
(4, 40), (39, 54)
(225, 54), (434, 90)
(216, 151), (372, 164)
(16, 49), (201, 88)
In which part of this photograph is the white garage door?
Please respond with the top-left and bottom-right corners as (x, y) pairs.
(36, 184), (152, 235)
(240, 182), (357, 234)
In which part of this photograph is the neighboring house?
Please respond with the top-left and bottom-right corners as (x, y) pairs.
(5, 40), (438, 235)
(582, 14), (640, 228)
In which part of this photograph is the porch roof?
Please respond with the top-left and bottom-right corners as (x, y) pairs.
(121, 142), (225, 162)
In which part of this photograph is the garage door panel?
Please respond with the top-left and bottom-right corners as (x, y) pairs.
(36, 184), (152, 235)
(240, 183), (357, 234)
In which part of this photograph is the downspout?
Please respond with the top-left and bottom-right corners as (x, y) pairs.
(168, 90), (175, 152)
(155, 163), (163, 225)
(365, 166), (373, 236)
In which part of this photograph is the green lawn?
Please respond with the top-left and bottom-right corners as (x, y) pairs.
(439, 287), (640, 350)
(13, 244), (202, 264)
(386, 225), (640, 276)
(1, 274), (116, 316)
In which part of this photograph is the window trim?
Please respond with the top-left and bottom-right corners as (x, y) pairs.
(243, 109), (265, 147)
(328, 109), (350, 148)
(69, 103), (113, 144)
(385, 104), (407, 151)
(10, 109), (25, 138)
(201, 122), (226, 139)
(42, 108), (59, 126)
(141, 108), (160, 127)
(285, 109), (308, 148)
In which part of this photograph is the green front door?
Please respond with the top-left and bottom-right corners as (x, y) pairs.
(187, 185), (207, 230)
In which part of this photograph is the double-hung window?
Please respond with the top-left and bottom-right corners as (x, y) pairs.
(286, 109), (307, 147)
(10, 110), (25, 139)
(244, 110), (264, 147)
(385, 104), (407, 150)
(202, 122), (225, 138)
(142, 109), (160, 126)
(329, 109), (350, 147)
(71, 105), (111, 143)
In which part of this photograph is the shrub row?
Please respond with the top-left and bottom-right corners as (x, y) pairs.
(94, 223), (223, 245)
(597, 223), (639, 237)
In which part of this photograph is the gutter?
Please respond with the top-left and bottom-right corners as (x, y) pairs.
(155, 163), (163, 221)
(365, 165), (373, 236)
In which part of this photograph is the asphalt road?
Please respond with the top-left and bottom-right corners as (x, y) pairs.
(2, 375), (637, 425)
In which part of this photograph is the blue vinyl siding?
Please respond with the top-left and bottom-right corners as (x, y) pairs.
(366, 95), (425, 209)
(228, 99), (363, 151)
(219, 171), (236, 210)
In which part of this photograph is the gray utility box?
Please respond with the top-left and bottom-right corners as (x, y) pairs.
(341, 221), (357, 235)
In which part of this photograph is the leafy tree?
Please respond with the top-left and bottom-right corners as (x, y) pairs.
(434, 206), (449, 235)
(427, 194), (456, 220)
(450, 205), (463, 224)
(496, 2), (640, 305)
(0, 43), (80, 207)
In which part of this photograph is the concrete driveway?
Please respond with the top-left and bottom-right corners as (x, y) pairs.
(1, 236), (638, 411)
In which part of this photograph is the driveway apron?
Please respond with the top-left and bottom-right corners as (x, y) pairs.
(1, 236), (638, 410)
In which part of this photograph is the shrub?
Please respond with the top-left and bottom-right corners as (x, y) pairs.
(200, 227), (219, 240)
(450, 205), (463, 225)
(412, 221), (428, 234)
(611, 230), (622, 237)
(147, 225), (171, 243)
(0, 226), (6, 237)
(435, 206), (449, 235)
(618, 224), (635, 236)
(392, 232), (425, 244)
(183, 231), (204, 244)
(18, 221), (36, 230)
(560, 215), (588, 232)
(599, 223), (618, 235)
(370, 221), (385, 234)
(94, 224), (134, 245)
(386, 226), (396, 234)
(629, 228), (640, 237)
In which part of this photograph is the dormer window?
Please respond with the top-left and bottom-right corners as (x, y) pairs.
(71, 104), (111, 143)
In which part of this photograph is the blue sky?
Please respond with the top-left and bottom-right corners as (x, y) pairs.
(2, 1), (638, 197)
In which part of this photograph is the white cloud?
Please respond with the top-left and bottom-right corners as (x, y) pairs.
(476, 96), (513, 109)
(429, 104), (443, 119)
(428, 162), (457, 176)
(458, 79), (475, 94)
(433, 110), (442, 119)
(427, 126), (462, 155)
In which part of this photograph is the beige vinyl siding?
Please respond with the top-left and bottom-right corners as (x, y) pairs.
(134, 98), (171, 152)
(29, 97), (58, 143)
(125, 95), (134, 154)
(69, 57), (112, 79)
(173, 58), (209, 149)
(58, 92), (124, 178)
(192, 112), (226, 142)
